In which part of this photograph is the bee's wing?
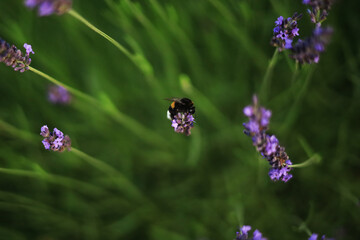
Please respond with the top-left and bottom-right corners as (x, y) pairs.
(164, 97), (184, 104)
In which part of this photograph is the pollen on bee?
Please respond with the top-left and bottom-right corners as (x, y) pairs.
(171, 101), (176, 109)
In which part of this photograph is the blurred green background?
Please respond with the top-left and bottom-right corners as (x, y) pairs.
(0, 0), (359, 239)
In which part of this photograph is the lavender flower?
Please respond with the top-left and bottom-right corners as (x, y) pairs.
(271, 12), (302, 51)
(40, 125), (71, 152)
(291, 27), (333, 64)
(303, 0), (335, 26)
(309, 233), (335, 240)
(243, 95), (293, 182)
(0, 39), (34, 72)
(171, 112), (195, 136)
(234, 225), (267, 240)
(24, 0), (72, 16)
(48, 85), (72, 104)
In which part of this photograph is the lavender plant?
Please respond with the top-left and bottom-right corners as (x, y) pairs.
(290, 27), (333, 64)
(271, 13), (302, 51)
(303, 0), (335, 26)
(24, 0), (72, 16)
(0, 38), (34, 72)
(243, 95), (293, 182)
(234, 225), (267, 240)
(40, 125), (71, 152)
(269, 1), (334, 64)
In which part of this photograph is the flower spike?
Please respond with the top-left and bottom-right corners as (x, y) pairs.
(243, 95), (293, 182)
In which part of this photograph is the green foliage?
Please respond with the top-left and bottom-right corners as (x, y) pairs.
(0, 0), (359, 239)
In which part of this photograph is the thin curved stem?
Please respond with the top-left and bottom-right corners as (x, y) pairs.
(29, 66), (99, 105)
(0, 119), (145, 201)
(28, 66), (169, 147)
(259, 49), (279, 102)
(68, 9), (133, 60)
(279, 65), (316, 134)
(291, 154), (321, 168)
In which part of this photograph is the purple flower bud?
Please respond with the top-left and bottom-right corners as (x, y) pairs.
(253, 229), (265, 240)
(38, 1), (54, 16)
(53, 128), (64, 138)
(303, 0), (334, 25)
(40, 125), (50, 137)
(247, 121), (260, 134)
(52, 138), (63, 149)
(309, 233), (334, 240)
(275, 16), (284, 25)
(265, 135), (278, 155)
(23, 43), (35, 55)
(25, 0), (37, 8)
(241, 225), (251, 235)
(235, 225), (267, 240)
(171, 113), (195, 136)
(40, 125), (71, 152)
(243, 106), (253, 117)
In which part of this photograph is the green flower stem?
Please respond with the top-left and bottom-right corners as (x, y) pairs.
(279, 65), (315, 134)
(298, 222), (312, 236)
(291, 61), (299, 84)
(0, 167), (107, 196)
(259, 49), (279, 102)
(71, 148), (144, 201)
(28, 66), (169, 147)
(67, 9), (160, 87)
(68, 9), (132, 60)
(291, 154), (321, 168)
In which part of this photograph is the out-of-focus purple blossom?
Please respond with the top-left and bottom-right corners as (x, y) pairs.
(0, 39), (34, 72)
(271, 12), (302, 51)
(24, 0), (72, 16)
(171, 112), (195, 136)
(303, 0), (335, 26)
(243, 95), (293, 182)
(291, 27), (333, 64)
(234, 225), (267, 240)
(40, 125), (71, 152)
(309, 233), (335, 240)
(48, 85), (72, 104)
(38, 1), (54, 16)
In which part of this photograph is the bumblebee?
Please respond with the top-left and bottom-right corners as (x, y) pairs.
(166, 97), (195, 120)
